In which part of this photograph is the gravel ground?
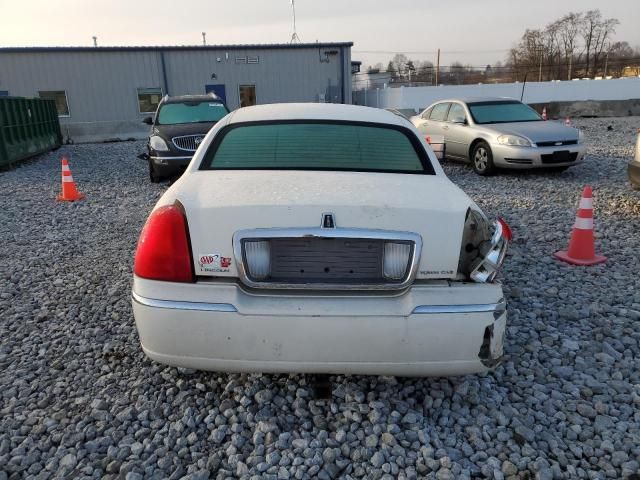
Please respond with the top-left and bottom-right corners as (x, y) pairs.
(1, 117), (639, 480)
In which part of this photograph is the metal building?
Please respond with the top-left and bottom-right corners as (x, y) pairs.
(0, 43), (353, 142)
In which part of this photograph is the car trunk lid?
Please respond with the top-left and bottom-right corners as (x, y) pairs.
(164, 170), (474, 282)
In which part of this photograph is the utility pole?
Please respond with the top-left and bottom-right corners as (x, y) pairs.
(92, 36), (97, 47)
(290, 0), (301, 43)
(202, 32), (207, 46)
(435, 48), (440, 86)
(538, 45), (543, 82)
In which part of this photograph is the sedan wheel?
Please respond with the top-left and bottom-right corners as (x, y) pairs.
(472, 141), (495, 176)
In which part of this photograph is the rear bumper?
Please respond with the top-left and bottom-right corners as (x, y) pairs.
(131, 277), (507, 377)
(628, 159), (640, 188)
(491, 143), (586, 169)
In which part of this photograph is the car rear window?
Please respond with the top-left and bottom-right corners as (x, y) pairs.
(468, 101), (542, 124)
(157, 102), (228, 125)
(201, 121), (434, 174)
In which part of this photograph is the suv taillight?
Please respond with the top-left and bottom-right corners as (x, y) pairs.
(134, 205), (195, 283)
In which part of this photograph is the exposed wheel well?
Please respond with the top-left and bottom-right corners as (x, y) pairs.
(468, 138), (487, 160)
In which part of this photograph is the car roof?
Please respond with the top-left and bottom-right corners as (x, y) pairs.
(431, 97), (519, 105)
(161, 93), (223, 104)
(226, 103), (411, 127)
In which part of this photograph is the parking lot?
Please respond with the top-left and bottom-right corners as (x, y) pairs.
(1, 116), (639, 479)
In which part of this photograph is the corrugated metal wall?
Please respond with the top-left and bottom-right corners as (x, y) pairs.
(0, 45), (352, 143)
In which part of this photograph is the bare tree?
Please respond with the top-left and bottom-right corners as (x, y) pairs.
(366, 62), (383, 74)
(604, 41), (634, 77)
(590, 17), (619, 76)
(552, 12), (584, 79)
(449, 61), (465, 84)
(414, 60), (434, 84)
(507, 9), (623, 81)
(581, 10), (599, 76)
(391, 54), (408, 80)
(386, 61), (397, 81)
(581, 10), (619, 77)
(511, 29), (546, 80)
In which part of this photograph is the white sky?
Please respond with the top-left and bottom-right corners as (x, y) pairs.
(1, 0), (639, 68)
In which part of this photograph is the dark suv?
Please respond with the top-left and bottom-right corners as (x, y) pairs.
(143, 93), (230, 182)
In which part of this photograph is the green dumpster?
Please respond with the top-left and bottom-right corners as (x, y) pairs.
(0, 96), (63, 167)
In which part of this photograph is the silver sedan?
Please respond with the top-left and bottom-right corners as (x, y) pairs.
(629, 128), (640, 188)
(411, 97), (586, 175)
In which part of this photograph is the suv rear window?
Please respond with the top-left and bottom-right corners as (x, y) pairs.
(201, 122), (434, 174)
(157, 102), (228, 125)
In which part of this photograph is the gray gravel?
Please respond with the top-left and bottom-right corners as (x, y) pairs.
(1, 117), (640, 480)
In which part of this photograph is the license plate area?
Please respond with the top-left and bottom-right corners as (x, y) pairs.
(270, 237), (384, 283)
(541, 150), (572, 164)
(552, 150), (571, 162)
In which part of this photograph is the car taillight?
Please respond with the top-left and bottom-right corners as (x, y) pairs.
(497, 217), (512, 241)
(457, 210), (510, 283)
(134, 205), (195, 283)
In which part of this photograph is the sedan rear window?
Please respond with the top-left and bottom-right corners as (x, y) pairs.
(468, 101), (542, 124)
(201, 122), (433, 174)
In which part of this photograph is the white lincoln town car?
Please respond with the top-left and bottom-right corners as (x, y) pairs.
(132, 103), (510, 377)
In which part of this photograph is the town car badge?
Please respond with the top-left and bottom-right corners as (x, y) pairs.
(198, 254), (232, 272)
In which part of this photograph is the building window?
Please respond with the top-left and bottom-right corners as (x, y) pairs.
(239, 85), (256, 108)
(38, 90), (70, 116)
(137, 87), (163, 114)
(235, 56), (259, 64)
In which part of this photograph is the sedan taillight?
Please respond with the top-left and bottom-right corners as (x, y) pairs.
(134, 205), (195, 283)
(469, 219), (510, 283)
(457, 209), (510, 283)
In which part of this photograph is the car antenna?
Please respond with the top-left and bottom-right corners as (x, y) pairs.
(520, 72), (528, 102)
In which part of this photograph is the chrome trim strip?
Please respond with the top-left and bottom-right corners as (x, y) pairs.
(132, 291), (237, 312)
(150, 155), (193, 161)
(412, 298), (506, 315)
(232, 227), (423, 291)
(133, 292), (505, 316)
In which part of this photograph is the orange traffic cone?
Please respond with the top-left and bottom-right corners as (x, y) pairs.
(541, 107), (548, 120)
(554, 186), (606, 266)
(564, 116), (571, 126)
(56, 158), (85, 202)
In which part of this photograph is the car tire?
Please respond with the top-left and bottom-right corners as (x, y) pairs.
(149, 160), (161, 183)
(471, 141), (495, 176)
